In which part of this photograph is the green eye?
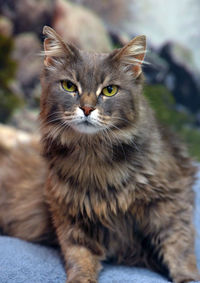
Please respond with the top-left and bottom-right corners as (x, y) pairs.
(102, 85), (118, 97)
(61, 80), (77, 92)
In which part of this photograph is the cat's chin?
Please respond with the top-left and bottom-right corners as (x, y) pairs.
(72, 123), (101, 135)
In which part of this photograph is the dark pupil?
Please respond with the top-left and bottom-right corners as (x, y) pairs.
(107, 85), (113, 93)
(67, 81), (73, 88)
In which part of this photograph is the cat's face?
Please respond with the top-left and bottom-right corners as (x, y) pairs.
(40, 26), (146, 136)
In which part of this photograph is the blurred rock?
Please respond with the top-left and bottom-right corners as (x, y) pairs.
(9, 108), (39, 133)
(109, 30), (130, 48)
(166, 43), (195, 72)
(159, 43), (200, 113)
(13, 33), (42, 105)
(53, 0), (112, 52)
(0, 123), (39, 152)
(144, 42), (200, 116)
(71, 0), (132, 48)
(0, 16), (13, 37)
(143, 49), (169, 84)
(0, 0), (55, 36)
(72, 0), (131, 35)
(196, 111), (200, 127)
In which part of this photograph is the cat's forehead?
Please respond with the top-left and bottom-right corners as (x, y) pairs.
(78, 50), (110, 75)
(79, 50), (108, 64)
(70, 50), (117, 89)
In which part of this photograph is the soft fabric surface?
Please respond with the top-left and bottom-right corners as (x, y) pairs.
(0, 168), (199, 283)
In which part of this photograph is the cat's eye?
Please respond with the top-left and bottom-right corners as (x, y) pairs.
(61, 80), (77, 92)
(102, 85), (118, 97)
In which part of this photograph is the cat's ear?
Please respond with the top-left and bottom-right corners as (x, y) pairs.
(112, 35), (146, 78)
(43, 26), (78, 66)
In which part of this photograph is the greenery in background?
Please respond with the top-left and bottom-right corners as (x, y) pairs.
(144, 84), (200, 160)
(0, 34), (23, 123)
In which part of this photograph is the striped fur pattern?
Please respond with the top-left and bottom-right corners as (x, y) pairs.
(0, 26), (199, 283)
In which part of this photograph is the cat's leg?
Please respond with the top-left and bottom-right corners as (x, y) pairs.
(51, 210), (104, 283)
(144, 201), (200, 283)
(159, 228), (199, 283)
(63, 244), (102, 283)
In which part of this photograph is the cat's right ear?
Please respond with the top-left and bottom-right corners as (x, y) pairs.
(43, 26), (78, 67)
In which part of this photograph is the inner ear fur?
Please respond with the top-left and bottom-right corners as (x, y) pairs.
(43, 25), (78, 67)
(112, 35), (146, 78)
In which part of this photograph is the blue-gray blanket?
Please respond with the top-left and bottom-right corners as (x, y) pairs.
(0, 169), (200, 283)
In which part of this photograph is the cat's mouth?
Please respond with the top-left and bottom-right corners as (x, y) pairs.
(72, 120), (101, 134)
(80, 121), (92, 126)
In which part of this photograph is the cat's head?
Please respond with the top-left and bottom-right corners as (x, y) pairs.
(40, 26), (146, 138)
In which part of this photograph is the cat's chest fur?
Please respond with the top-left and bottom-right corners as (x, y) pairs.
(48, 137), (138, 203)
(45, 136), (158, 230)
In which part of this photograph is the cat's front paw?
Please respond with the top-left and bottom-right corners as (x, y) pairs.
(172, 272), (200, 283)
(66, 277), (97, 283)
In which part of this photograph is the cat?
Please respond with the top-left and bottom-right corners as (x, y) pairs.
(0, 25), (199, 283)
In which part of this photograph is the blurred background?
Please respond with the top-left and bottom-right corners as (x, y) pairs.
(0, 0), (200, 159)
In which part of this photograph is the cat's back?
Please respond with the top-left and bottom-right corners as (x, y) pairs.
(0, 128), (53, 243)
(158, 122), (196, 180)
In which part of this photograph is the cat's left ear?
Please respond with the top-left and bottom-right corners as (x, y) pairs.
(42, 25), (78, 67)
(112, 35), (146, 78)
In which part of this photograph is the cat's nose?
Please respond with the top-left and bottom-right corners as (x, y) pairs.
(79, 106), (95, 116)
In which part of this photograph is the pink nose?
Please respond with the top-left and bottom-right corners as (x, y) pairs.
(80, 106), (95, 116)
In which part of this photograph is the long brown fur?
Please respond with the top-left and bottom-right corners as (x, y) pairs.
(0, 26), (199, 283)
